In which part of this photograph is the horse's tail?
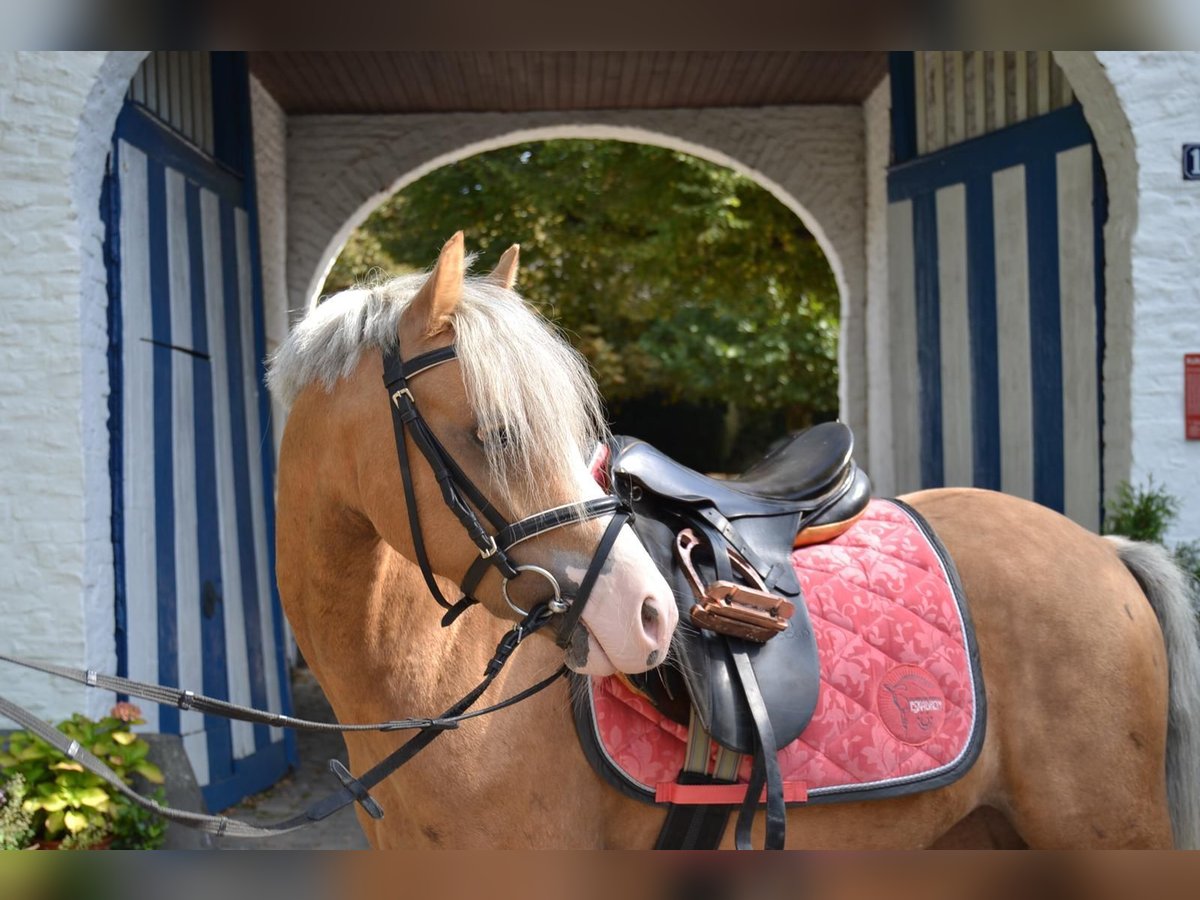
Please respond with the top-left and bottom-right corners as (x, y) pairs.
(1107, 535), (1200, 849)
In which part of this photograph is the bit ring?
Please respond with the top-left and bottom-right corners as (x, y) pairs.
(502, 564), (571, 616)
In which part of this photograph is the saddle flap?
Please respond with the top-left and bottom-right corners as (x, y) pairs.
(627, 510), (821, 754)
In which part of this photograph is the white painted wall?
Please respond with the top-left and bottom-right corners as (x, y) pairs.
(284, 107), (872, 455)
(1062, 51), (1200, 544)
(1104, 52), (1200, 545)
(0, 51), (143, 721)
(249, 74), (290, 455)
(863, 76), (895, 495)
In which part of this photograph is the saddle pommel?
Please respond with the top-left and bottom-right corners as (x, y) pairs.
(675, 529), (794, 642)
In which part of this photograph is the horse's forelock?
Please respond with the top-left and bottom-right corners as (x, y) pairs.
(267, 270), (606, 510)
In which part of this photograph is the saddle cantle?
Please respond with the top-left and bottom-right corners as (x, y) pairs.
(608, 425), (872, 755)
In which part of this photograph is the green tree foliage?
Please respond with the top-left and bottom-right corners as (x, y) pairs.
(325, 140), (839, 468)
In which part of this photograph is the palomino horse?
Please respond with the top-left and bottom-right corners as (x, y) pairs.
(268, 233), (1200, 849)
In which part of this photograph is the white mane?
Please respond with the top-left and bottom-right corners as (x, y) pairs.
(266, 272), (607, 507)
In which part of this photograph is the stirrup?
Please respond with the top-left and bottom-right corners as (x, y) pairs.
(675, 529), (794, 642)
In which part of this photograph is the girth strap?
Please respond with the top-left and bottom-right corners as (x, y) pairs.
(653, 710), (741, 849)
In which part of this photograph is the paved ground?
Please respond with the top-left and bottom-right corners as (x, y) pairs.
(219, 667), (370, 849)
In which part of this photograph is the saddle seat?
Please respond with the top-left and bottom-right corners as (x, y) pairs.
(610, 422), (854, 520)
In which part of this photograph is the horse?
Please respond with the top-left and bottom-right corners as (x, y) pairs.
(267, 232), (1200, 849)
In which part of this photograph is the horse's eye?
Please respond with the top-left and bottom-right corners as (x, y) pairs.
(475, 427), (512, 450)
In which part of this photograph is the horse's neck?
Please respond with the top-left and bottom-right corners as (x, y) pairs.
(276, 463), (490, 725)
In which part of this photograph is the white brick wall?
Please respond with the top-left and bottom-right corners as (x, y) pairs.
(4, 49), (1196, 728)
(284, 107), (871, 448)
(1058, 51), (1200, 544)
(249, 74), (290, 453)
(1096, 52), (1200, 545)
(0, 51), (142, 721)
(862, 76), (895, 496)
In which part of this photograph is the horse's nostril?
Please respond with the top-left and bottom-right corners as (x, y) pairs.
(640, 596), (662, 648)
(641, 598), (658, 627)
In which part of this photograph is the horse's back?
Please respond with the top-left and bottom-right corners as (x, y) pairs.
(903, 486), (1164, 643)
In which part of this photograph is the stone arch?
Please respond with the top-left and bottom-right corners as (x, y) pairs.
(1053, 51), (1137, 501)
(286, 108), (869, 442)
(300, 124), (852, 314)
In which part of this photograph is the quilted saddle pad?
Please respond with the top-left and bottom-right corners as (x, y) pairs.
(573, 498), (986, 806)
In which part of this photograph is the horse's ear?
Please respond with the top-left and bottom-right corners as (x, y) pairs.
(410, 231), (465, 337)
(487, 244), (520, 290)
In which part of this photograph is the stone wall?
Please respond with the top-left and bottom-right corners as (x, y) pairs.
(249, 74), (290, 453)
(4, 48), (1196, 727)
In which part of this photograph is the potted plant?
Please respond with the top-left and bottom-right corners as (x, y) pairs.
(0, 703), (167, 850)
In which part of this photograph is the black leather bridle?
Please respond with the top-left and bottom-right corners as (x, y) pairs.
(381, 343), (633, 646)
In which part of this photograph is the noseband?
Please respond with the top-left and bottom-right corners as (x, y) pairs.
(382, 345), (630, 647)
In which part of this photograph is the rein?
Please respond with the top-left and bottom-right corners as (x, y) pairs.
(0, 605), (562, 839)
(0, 344), (635, 841)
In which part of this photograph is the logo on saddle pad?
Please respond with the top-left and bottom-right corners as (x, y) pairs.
(877, 665), (946, 745)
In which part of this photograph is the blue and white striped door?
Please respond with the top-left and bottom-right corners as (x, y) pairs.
(109, 73), (294, 811)
(887, 94), (1106, 530)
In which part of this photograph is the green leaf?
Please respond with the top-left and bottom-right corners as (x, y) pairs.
(39, 795), (68, 812)
(44, 810), (65, 836)
(77, 787), (110, 809)
(317, 137), (840, 473)
(63, 810), (89, 834)
(111, 731), (137, 746)
(133, 761), (164, 784)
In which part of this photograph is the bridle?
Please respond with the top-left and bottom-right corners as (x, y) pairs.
(382, 343), (632, 645)
(0, 342), (641, 841)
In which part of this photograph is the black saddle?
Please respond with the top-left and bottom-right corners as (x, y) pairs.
(606, 423), (871, 849)
(620, 420), (855, 510)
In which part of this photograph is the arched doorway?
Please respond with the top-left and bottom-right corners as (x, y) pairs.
(319, 135), (843, 472)
(285, 111), (870, 449)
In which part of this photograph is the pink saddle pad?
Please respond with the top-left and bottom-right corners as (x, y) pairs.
(574, 498), (985, 806)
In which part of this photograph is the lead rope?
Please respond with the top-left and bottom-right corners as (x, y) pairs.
(0, 605), (563, 840)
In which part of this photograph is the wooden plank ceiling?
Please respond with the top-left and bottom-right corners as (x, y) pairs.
(249, 51), (887, 114)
